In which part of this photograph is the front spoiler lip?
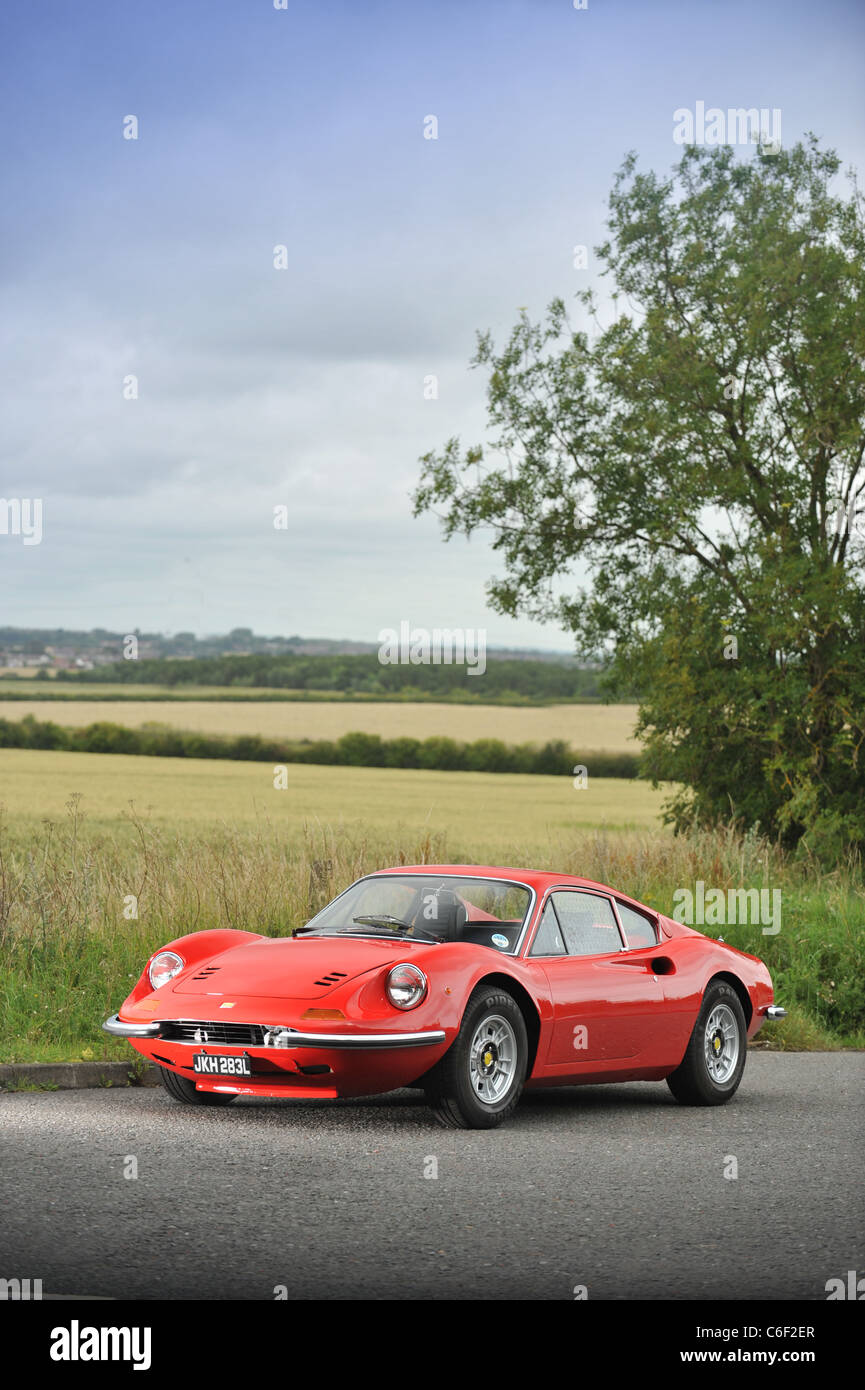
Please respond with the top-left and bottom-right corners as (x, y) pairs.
(102, 1013), (446, 1049)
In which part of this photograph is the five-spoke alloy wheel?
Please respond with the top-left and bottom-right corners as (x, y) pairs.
(425, 987), (528, 1129)
(666, 980), (748, 1105)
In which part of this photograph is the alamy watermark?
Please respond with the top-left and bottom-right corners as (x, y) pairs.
(0, 1277), (42, 1299)
(831, 495), (864, 539)
(0, 497), (42, 545)
(825, 1270), (864, 1299)
(673, 102), (781, 154)
(672, 880), (781, 935)
(378, 621), (486, 676)
(50, 1322), (152, 1370)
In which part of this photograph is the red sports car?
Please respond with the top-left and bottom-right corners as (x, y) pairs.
(103, 864), (785, 1128)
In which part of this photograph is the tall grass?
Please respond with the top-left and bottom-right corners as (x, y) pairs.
(0, 798), (862, 1061)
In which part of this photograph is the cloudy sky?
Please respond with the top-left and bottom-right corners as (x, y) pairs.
(1, 0), (863, 647)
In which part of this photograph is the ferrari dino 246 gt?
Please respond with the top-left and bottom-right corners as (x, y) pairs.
(103, 864), (785, 1128)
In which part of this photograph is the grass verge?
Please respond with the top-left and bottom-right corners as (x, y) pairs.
(0, 795), (862, 1062)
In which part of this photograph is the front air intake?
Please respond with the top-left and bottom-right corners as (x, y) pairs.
(161, 1020), (265, 1046)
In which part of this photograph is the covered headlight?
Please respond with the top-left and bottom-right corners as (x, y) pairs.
(386, 963), (427, 1010)
(148, 950), (184, 990)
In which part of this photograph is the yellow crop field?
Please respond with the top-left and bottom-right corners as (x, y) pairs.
(0, 699), (640, 750)
(0, 747), (665, 857)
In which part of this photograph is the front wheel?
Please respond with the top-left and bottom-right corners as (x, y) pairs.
(158, 1066), (237, 1106)
(666, 980), (747, 1106)
(424, 987), (527, 1129)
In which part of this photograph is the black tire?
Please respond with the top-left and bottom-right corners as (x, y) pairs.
(158, 1065), (237, 1107)
(666, 980), (747, 1106)
(424, 986), (528, 1129)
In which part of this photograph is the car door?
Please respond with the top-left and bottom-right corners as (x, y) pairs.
(529, 890), (666, 1073)
(614, 897), (698, 1064)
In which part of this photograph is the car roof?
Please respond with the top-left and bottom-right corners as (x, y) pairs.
(371, 863), (628, 900)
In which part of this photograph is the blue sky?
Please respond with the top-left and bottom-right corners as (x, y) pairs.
(1, 0), (863, 646)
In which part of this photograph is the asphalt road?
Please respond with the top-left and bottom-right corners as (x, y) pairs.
(1, 1053), (862, 1301)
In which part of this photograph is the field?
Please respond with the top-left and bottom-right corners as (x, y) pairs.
(0, 698), (640, 749)
(0, 746), (863, 1066)
(0, 681), (440, 699)
(0, 746), (659, 843)
(1, 746), (665, 1064)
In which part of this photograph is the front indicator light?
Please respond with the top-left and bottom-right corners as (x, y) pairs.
(386, 964), (427, 1010)
(301, 1009), (346, 1021)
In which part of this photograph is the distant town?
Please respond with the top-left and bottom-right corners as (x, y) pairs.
(0, 627), (578, 675)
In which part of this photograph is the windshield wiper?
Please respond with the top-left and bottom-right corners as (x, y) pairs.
(295, 916), (441, 943)
(352, 914), (413, 931)
(348, 915), (441, 943)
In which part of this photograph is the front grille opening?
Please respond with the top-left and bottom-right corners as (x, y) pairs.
(161, 1020), (266, 1046)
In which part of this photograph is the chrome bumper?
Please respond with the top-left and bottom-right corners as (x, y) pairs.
(102, 1014), (446, 1049)
(763, 1005), (787, 1019)
(102, 1014), (162, 1039)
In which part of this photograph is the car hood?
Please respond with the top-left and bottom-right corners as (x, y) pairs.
(170, 934), (423, 1001)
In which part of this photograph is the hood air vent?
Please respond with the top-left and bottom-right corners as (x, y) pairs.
(313, 971), (348, 988)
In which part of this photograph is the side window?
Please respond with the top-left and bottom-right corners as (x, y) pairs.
(529, 901), (566, 957)
(616, 902), (658, 949)
(552, 892), (621, 957)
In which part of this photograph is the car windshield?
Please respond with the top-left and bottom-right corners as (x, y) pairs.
(299, 875), (532, 953)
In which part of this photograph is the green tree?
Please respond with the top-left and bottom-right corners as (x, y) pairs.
(414, 138), (865, 858)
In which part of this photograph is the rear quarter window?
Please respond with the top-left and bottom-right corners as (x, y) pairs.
(616, 902), (658, 948)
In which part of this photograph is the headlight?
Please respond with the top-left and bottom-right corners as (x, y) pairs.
(148, 950), (184, 990)
(386, 963), (427, 1010)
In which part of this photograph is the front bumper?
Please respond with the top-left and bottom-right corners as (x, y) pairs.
(102, 1014), (162, 1039)
(762, 1005), (787, 1019)
(101, 1014), (446, 1049)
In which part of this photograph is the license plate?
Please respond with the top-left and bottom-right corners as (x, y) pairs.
(193, 1053), (252, 1077)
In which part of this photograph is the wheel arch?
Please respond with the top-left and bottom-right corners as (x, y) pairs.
(706, 970), (753, 1028)
(469, 971), (543, 1076)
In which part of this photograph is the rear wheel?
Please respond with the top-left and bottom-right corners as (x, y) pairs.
(158, 1065), (237, 1106)
(424, 986), (527, 1129)
(666, 980), (747, 1106)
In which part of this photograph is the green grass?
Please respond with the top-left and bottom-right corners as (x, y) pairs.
(1, 1078), (60, 1092)
(0, 752), (862, 1062)
(751, 1004), (843, 1052)
(1, 1042), (130, 1064)
(0, 679), (613, 708)
(0, 680), (431, 699)
(0, 747), (661, 843)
